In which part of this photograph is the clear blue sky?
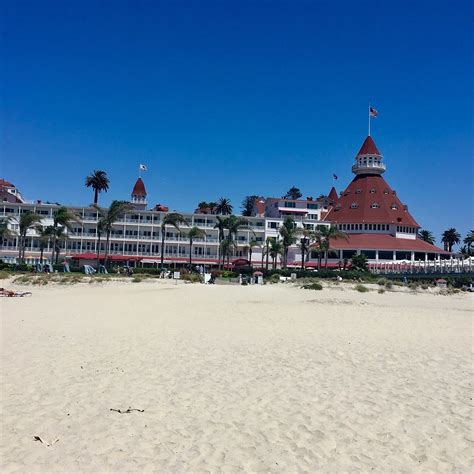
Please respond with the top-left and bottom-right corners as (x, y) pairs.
(1, 0), (472, 247)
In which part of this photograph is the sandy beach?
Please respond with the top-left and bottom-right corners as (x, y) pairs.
(1, 279), (472, 472)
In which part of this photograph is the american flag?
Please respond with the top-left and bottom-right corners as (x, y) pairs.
(333, 173), (338, 180)
(369, 106), (378, 117)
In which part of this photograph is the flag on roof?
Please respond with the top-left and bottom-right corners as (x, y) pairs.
(369, 106), (378, 117)
(333, 173), (338, 180)
(139, 164), (148, 171)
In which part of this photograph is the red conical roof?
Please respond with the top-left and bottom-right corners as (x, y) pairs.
(357, 136), (381, 156)
(132, 177), (147, 197)
(328, 186), (338, 201)
(324, 174), (419, 227)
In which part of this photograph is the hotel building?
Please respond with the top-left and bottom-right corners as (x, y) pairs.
(0, 135), (448, 268)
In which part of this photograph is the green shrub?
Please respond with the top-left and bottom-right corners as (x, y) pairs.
(0, 270), (10, 280)
(355, 284), (369, 293)
(421, 284), (429, 290)
(13, 275), (31, 284)
(377, 278), (388, 286)
(302, 282), (323, 290)
(132, 276), (143, 283)
(384, 281), (393, 289)
(270, 273), (281, 283)
(181, 273), (201, 283)
(378, 288), (385, 294)
(222, 270), (237, 278)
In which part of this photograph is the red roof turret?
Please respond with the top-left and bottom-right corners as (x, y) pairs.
(357, 136), (381, 156)
(328, 187), (338, 201)
(132, 177), (147, 197)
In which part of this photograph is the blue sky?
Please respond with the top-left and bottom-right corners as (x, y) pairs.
(1, 0), (472, 246)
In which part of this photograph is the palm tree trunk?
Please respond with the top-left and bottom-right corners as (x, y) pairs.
(265, 244), (269, 271)
(96, 232), (101, 268)
(318, 253), (322, 271)
(160, 231), (165, 269)
(301, 247), (305, 270)
(94, 188), (98, 204)
(55, 245), (61, 264)
(18, 235), (23, 262)
(51, 230), (57, 265)
(40, 248), (44, 263)
(104, 232), (111, 267)
(189, 240), (193, 268)
(324, 250), (328, 268)
(249, 248), (252, 266)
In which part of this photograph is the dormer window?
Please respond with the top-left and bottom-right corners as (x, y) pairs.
(383, 189), (389, 194)
(391, 203), (398, 210)
(371, 203), (380, 209)
(350, 202), (359, 209)
(355, 189), (362, 194)
(369, 188), (376, 194)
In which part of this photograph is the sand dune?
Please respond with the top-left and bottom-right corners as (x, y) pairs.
(1, 280), (472, 472)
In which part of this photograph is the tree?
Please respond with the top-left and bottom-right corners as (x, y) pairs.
(284, 186), (302, 200)
(17, 212), (41, 262)
(263, 237), (273, 270)
(241, 195), (259, 217)
(97, 201), (133, 266)
(220, 237), (237, 268)
(214, 216), (227, 269)
(418, 229), (435, 245)
(0, 217), (13, 246)
(351, 253), (369, 272)
(316, 225), (348, 268)
(35, 225), (53, 263)
(160, 212), (187, 269)
(296, 228), (313, 270)
(279, 217), (298, 268)
(196, 201), (217, 214)
(50, 207), (80, 264)
(52, 226), (70, 264)
(463, 230), (474, 255)
(187, 226), (206, 268)
(85, 170), (110, 205)
(247, 239), (261, 266)
(215, 197), (233, 215)
(268, 238), (284, 269)
(441, 228), (461, 252)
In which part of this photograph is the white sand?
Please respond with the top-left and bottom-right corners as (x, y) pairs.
(1, 280), (473, 472)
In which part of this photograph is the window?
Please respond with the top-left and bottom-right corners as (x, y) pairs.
(383, 189), (389, 194)
(369, 188), (376, 194)
(355, 189), (362, 194)
(391, 204), (398, 210)
(371, 203), (380, 208)
(268, 222), (279, 229)
(284, 202), (296, 208)
(307, 203), (318, 209)
(350, 202), (359, 209)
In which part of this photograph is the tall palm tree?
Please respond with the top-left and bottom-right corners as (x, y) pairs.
(214, 216), (227, 269)
(160, 212), (187, 269)
(247, 239), (261, 266)
(97, 201), (132, 266)
(187, 226), (206, 268)
(269, 238), (284, 269)
(85, 170), (110, 205)
(17, 212), (41, 262)
(419, 229), (435, 245)
(220, 237), (237, 269)
(221, 215), (252, 268)
(0, 217), (13, 247)
(215, 197), (233, 215)
(296, 228), (313, 270)
(315, 225), (348, 268)
(441, 228), (461, 252)
(35, 225), (53, 263)
(52, 226), (70, 264)
(50, 207), (80, 264)
(279, 217), (298, 268)
(263, 237), (273, 270)
(463, 230), (474, 255)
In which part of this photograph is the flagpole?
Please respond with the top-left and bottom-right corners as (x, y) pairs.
(368, 102), (371, 136)
(139, 165), (141, 178)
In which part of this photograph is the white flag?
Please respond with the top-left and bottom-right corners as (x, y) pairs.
(139, 164), (148, 171)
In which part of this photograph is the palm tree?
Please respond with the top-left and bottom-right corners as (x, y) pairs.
(187, 226), (206, 268)
(52, 226), (70, 264)
(279, 217), (298, 268)
(441, 228), (461, 252)
(160, 212), (187, 269)
(269, 238), (284, 269)
(296, 228), (313, 270)
(35, 225), (53, 263)
(263, 237), (273, 270)
(214, 216), (227, 269)
(463, 230), (474, 255)
(220, 237), (237, 269)
(221, 215), (252, 268)
(0, 217), (13, 247)
(17, 212), (41, 262)
(50, 207), (80, 264)
(247, 239), (261, 266)
(419, 229), (435, 245)
(316, 225), (348, 268)
(215, 197), (233, 215)
(97, 201), (132, 266)
(85, 170), (110, 205)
